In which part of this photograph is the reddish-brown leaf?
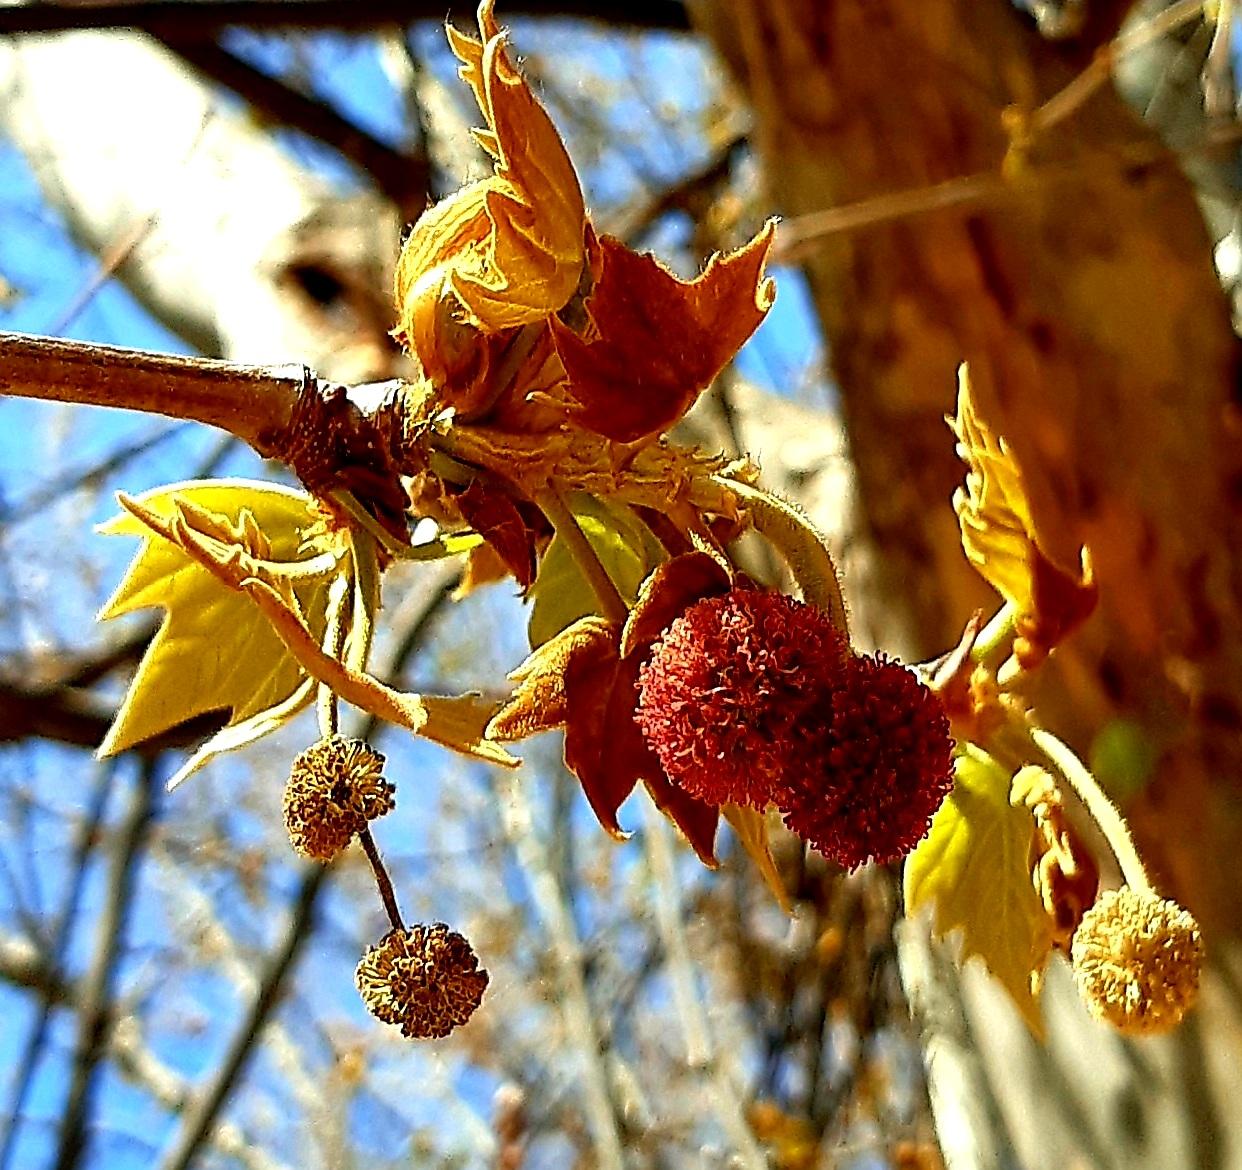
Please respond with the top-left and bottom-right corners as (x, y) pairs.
(609, 652), (720, 865)
(620, 550), (732, 659)
(455, 479), (539, 588)
(1014, 546), (1099, 671)
(552, 222), (777, 442)
(562, 629), (639, 837)
(644, 769), (720, 866)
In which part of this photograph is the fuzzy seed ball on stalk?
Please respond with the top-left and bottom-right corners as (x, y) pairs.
(356, 923), (490, 1039)
(283, 736), (394, 862)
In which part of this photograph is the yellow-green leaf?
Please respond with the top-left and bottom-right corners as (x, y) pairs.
(166, 678), (316, 792)
(904, 744), (1055, 1033)
(527, 495), (664, 649)
(949, 365), (1096, 668)
(950, 366), (1036, 609)
(97, 480), (338, 757)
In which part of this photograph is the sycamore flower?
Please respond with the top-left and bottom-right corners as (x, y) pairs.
(1071, 887), (1202, 1034)
(635, 588), (849, 809)
(775, 654), (955, 870)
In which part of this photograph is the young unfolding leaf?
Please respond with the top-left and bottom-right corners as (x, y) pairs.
(1011, 765), (1099, 952)
(552, 222), (778, 442)
(488, 615), (613, 741)
(454, 479), (540, 588)
(97, 481), (341, 758)
(904, 745), (1056, 1033)
(950, 366), (1096, 670)
(393, 0), (585, 395)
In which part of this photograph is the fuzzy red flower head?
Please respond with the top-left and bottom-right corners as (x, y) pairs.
(635, 588), (849, 809)
(776, 654), (954, 869)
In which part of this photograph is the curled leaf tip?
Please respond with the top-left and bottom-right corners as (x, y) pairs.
(951, 363), (1096, 670)
(554, 221), (779, 442)
(396, 0), (585, 392)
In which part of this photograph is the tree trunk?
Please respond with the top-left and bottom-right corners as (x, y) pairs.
(697, 3), (1242, 1166)
(699, 0), (1242, 933)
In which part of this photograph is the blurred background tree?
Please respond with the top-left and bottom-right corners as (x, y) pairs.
(0, 2), (1238, 1168)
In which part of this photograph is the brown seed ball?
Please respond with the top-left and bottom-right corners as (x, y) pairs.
(1071, 887), (1202, 1035)
(356, 923), (489, 1039)
(283, 736), (394, 862)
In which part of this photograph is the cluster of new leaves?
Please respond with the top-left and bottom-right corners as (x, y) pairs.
(905, 368), (1200, 1034)
(93, 1), (1200, 1039)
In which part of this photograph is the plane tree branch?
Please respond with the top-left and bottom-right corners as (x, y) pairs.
(156, 35), (432, 214)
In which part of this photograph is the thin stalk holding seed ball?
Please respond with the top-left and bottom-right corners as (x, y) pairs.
(358, 827), (404, 933)
(1030, 726), (1151, 892)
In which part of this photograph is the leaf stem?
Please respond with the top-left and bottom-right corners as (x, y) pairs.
(358, 827), (403, 933)
(970, 602), (1016, 668)
(536, 487), (629, 625)
(1030, 726), (1151, 892)
(317, 574), (350, 739)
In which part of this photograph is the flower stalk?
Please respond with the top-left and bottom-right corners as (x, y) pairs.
(359, 826), (404, 933)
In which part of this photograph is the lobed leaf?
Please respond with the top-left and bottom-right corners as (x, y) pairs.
(904, 744), (1055, 1033)
(97, 481), (338, 758)
(488, 615), (614, 742)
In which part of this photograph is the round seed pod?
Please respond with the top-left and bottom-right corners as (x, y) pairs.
(356, 923), (489, 1039)
(1071, 887), (1202, 1035)
(283, 736), (394, 862)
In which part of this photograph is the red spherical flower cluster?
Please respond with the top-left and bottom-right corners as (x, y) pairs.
(775, 653), (954, 870)
(634, 587), (954, 868)
(635, 588), (849, 808)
